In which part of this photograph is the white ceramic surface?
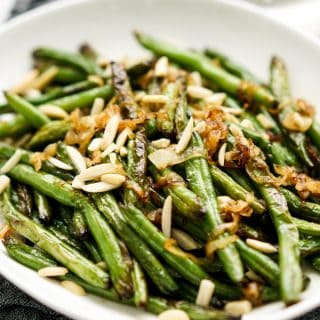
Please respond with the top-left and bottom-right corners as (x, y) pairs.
(1, 1), (320, 319)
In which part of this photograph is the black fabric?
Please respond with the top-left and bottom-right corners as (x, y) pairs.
(1, 1), (319, 319)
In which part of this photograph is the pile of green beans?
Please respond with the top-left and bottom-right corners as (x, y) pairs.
(1, 32), (320, 318)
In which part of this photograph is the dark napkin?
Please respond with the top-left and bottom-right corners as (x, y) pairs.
(1, 1), (320, 319)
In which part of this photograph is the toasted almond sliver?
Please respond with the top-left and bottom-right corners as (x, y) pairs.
(109, 152), (118, 164)
(0, 175), (10, 194)
(205, 93), (226, 107)
(171, 228), (201, 251)
(193, 121), (206, 134)
(115, 128), (130, 152)
(151, 138), (171, 149)
(90, 97), (105, 115)
(224, 300), (252, 316)
(81, 181), (119, 193)
(246, 238), (278, 254)
(101, 143), (117, 158)
(96, 261), (108, 270)
(77, 163), (120, 181)
(25, 88), (41, 99)
(31, 66), (59, 90)
(48, 157), (73, 171)
(221, 106), (242, 115)
(188, 71), (202, 86)
(0, 150), (22, 174)
(196, 279), (215, 307)
(11, 69), (39, 94)
(66, 146), (86, 173)
(97, 58), (110, 68)
(72, 177), (85, 189)
(101, 173), (126, 185)
(88, 75), (104, 86)
(187, 86), (213, 99)
(88, 138), (103, 152)
(240, 119), (255, 130)
(38, 266), (68, 277)
(256, 113), (274, 129)
(141, 94), (169, 105)
(61, 280), (86, 296)
(15, 133), (32, 147)
(119, 147), (128, 157)
(217, 143), (227, 167)
(158, 309), (189, 320)
(100, 115), (120, 150)
(39, 105), (69, 119)
(161, 195), (172, 238)
(175, 117), (194, 154)
(154, 56), (169, 77)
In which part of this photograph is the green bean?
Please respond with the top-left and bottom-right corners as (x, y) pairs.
(33, 190), (52, 223)
(132, 259), (148, 307)
(71, 208), (88, 239)
(204, 48), (261, 83)
(292, 217), (320, 236)
(53, 66), (87, 84)
(310, 254), (320, 273)
(83, 240), (102, 263)
(235, 240), (279, 286)
(299, 236), (320, 256)
(224, 168), (255, 192)
(93, 193), (178, 294)
(0, 115), (32, 138)
(135, 32), (275, 107)
(281, 188), (320, 223)
(5, 92), (50, 128)
(123, 205), (242, 300)
(157, 82), (179, 136)
(185, 133), (244, 283)
(12, 183), (33, 216)
(33, 47), (103, 75)
(210, 165), (265, 214)
(27, 120), (70, 150)
(3, 190), (109, 288)
(5, 242), (57, 270)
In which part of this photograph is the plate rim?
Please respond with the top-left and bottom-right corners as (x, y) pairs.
(1, 0), (320, 319)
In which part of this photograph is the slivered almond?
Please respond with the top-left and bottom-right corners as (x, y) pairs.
(217, 143), (227, 167)
(141, 94), (169, 105)
(25, 88), (41, 99)
(38, 266), (68, 277)
(90, 97), (105, 115)
(109, 152), (118, 164)
(256, 113), (274, 129)
(87, 75), (104, 86)
(187, 86), (213, 99)
(171, 228), (201, 251)
(101, 143), (117, 158)
(119, 147), (128, 157)
(97, 58), (110, 68)
(0, 150), (22, 174)
(31, 66), (59, 90)
(96, 261), (108, 270)
(66, 146), (86, 173)
(161, 195), (172, 238)
(193, 121), (206, 134)
(101, 173), (126, 185)
(221, 107), (242, 115)
(175, 117), (193, 154)
(0, 176), (10, 194)
(39, 105), (69, 119)
(151, 138), (171, 149)
(81, 181), (119, 193)
(88, 138), (103, 152)
(48, 157), (73, 171)
(61, 280), (86, 296)
(240, 119), (255, 130)
(115, 128), (130, 152)
(225, 300), (252, 316)
(72, 177), (85, 189)
(154, 56), (169, 77)
(246, 238), (277, 254)
(100, 115), (120, 150)
(77, 163), (120, 181)
(10, 69), (39, 94)
(196, 279), (215, 307)
(15, 133), (32, 147)
(205, 93), (226, 107)
(158, 310), (189, 320)
(188, 71), (202, 86)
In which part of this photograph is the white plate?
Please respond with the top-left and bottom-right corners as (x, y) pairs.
(1, 0), (320, 319)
